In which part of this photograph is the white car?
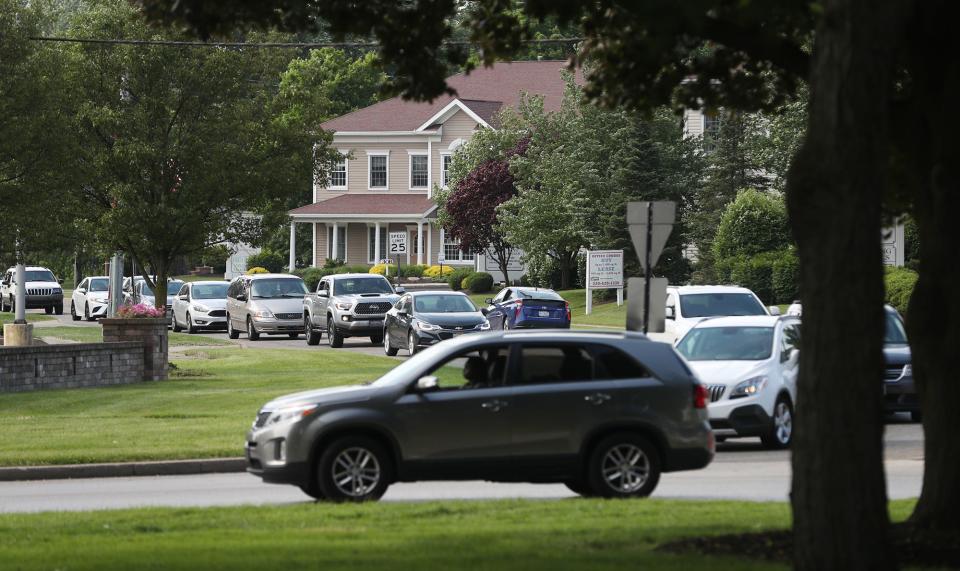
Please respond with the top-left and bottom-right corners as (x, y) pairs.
(675, 315), (800, 449)
(172, 281), (229, 333)
(71, 276), (110, 321)
(665, 285), (778, 341)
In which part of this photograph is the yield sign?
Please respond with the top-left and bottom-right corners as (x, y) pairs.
(627, 201), (675, 273)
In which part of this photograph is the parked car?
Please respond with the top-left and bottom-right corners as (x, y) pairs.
(303, 273), (402, 348)
(245, 330), (714, 502)
(0, 266), (64, 315)
(71, 275), (109, 321)
(121, 275), (147, 305)
(675, 315), (800, 449)
(227, 273), (308, 340)
(130, 279), (185, 325)
(882, 306), (917, 421)
(665, 285), (777, 341)
(786, 300), (802, 316)
(482, 287), (571, 330)
(383, 291), (489, 355)
(172, 281), (229, 333)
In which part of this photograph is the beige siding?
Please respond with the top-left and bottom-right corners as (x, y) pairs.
(314, 142), (431, 194)
(345, 223), (368, 265)
(433, 110), (480, 187)
(314, 223), (328, 267)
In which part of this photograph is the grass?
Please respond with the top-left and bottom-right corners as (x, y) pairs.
(0, 348), (396, 466)
(35, 326), (233, 347)
(468, 288), (626, 329)
(0, 312), (56, 325)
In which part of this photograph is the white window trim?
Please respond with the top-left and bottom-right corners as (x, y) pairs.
(328, 150), (348, 191)
(440, 228), (475, 265)
(366, 224), (388, 264)
(439, 152), (452, 189)
(326, 224), (349, 262)
(408, 152), (429, 190)
(366, 150), (390, 191)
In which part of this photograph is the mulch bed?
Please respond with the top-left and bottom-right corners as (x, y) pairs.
(657, 523), (960, 568)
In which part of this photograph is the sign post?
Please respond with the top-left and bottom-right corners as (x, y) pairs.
(585, 250), (624, 315)
(626, 201), (676, 334)
(389, 232), (407, 281)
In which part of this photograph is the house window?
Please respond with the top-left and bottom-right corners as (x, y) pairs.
(441, 154), (452, 188)
(329, 155), (347, 189)
(703, 110), (723, 153)
(410, 154), (428, 189)
(327, 225), (347, 262)
(369, 154), (388, 189)
(368, 226), (387, 263)
(442, 232), (475, 263)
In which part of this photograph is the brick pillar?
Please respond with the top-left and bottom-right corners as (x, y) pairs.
(100, 318), (168, 381)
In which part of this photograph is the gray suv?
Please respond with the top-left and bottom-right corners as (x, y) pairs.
(303, 273), (403, 347)
(246, 330), (714, 502)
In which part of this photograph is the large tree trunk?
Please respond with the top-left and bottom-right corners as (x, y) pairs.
(904, 1), (960, 530)
(785, 0), (904, 568)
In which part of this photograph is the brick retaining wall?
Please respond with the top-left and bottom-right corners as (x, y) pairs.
(0, 342), (145, 393)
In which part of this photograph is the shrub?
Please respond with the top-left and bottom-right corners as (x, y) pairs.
(369, 263), (398, 276)
(462, 272), (494, 293)
(885, 266), (918, 316)
(245, 266), (269, 275)
(713, 189), (791, 260)
(246, 250), (286, 273)
(771, 249), (800, 305)
(297, 267), (325, 291)
(447, 267), (474, 290)
(423, 265), (455, 279)
(400, 264), (427, 278)
(323, 258), (345, 269)
(727, 251), (781, 305)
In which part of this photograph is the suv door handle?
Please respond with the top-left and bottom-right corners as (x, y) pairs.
(584, 393), (611, 405)
(481, 399), (507, 413)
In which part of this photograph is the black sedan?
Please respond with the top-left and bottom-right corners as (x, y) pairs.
(383, 291), (489, 356)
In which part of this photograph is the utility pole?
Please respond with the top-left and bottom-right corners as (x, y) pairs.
(14, 230), (26, 325)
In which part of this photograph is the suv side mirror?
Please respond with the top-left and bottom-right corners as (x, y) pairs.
(768, 305), (782, 316)
(178, 294), (189, 301)
(395, 286), (406, 294)
(665, 306), (675, 319)
(318, 290), (329, 298)
(58, 278), (64, 284)
(77, 287), (87, 294)
(235, 293), (247, 302)
(484, 298), (494, 305)
(416, 376), (438, 391)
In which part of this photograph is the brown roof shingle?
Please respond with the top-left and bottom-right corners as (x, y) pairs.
(289, 194), (435, 217)
(320, 60), (580, 132)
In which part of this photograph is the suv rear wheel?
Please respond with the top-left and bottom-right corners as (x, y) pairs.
(761, 395), (793, 449)
(586, 433), (661, 498)
(316, 436), (391, 502)
(305, 316), (321, 345)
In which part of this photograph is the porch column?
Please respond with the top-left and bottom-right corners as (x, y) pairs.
(332, 221), (340, 263)
(374, 221), (381, 264)
(416, 222), (424, 265)
(426, 222), (432, 266)
(288, 221), (296, 272)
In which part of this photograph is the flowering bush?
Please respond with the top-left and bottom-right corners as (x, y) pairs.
(116, 303), (166, 319)
(423, 265), (454, 279)
(246, 266), (269, 275)
(369, 263), (397, 276)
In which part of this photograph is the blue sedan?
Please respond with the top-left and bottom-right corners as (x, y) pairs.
(482, 287), (571, 330)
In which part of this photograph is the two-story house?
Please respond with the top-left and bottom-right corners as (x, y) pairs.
(287, 60), (581, 274)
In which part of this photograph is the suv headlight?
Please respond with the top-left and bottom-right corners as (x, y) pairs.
(335, 302), (353, 310)
(417, 320), (440, 331)
(52, 287), (62, 294)
(192, 303), (210, 313)
(730, 376), (768, 399)
(902, 364), (912, 377)
(267, 403), (318, 426)
(252, 309), (275, 319)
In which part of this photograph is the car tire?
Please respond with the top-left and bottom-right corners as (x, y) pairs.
(246, 317), (260, 341)
(316, 436), (392, 502)
(911, 411), (923, 423)
(407, 331), (418, 355)
(298, 483), (326, 501)
(0, 296), (6, 312)
(586, 432), (661, 498)
(186, 313), (197, 334)
(227, 315), (240, 339)
(44, 306), (53, 315)
(761, 395), (794, 450)
(327, 318), (344, 348)
(70, 301), (80, 321)
(288, 333), (299, 339)
(384, 329), (399, 356)
(369, 332), (383, 345)
(563, 479), (595, 497)
(55, 302), (63, 315)
(305, 316), (321, 346)
(172, 313), (183, 332)
(84, 303), (93, 322)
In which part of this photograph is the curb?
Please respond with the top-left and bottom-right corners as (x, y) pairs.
(0, 457), (247, 482)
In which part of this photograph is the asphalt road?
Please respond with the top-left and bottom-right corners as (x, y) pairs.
(0, 423), (923, 513)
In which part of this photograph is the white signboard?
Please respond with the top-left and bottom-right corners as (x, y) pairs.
(389, 232), (407, 255)
(587, 250), (624, 289)
(881, 222), (905, 267)
(437, 251), (446, 263)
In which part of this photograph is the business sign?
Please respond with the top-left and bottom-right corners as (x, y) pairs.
(389, 232), (407, 255)
(587, 250), (624, 288)
(881, 223), (905, 267)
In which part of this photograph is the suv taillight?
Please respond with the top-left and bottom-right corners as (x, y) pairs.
(693, 384), (709, 409)
(514, 300), (523, 319)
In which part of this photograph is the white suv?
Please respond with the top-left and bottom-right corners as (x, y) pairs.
(665, 285), (777, 341)
(675, 315), (800, 449)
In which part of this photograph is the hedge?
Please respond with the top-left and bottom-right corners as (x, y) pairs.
(294, 265), (373, 291)
(447, 267), (474, 291)
(462, 272), (494, 293)
(885, 267), (917, 316)
(771, 250), (800, 304)
(423, 265), (455, 279)
(716, 249), (797, 305)
(246, 250), (287, 274)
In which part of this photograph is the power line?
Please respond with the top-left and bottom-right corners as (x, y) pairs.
(27, 36), (584, 49)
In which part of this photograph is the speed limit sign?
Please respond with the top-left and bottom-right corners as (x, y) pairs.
(389, 232), (407, 255)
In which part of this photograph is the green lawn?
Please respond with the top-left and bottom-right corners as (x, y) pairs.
(0, 499), (804, 571)
(36, 326), (232, 347)
(469, 289), (626, 329)
(0, 348), (396, 466)
(0, 312), (55, 325)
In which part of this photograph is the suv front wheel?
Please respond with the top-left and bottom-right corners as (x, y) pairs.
(586, 433), (661, 498)
(316, 436), (392, 502)
(761, 395), (793, 449)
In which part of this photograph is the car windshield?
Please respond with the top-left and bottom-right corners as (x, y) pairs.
(515, 288), (563, 301)
(678, 293), (766, 318)
(333, 277), (393, 295)
(885, 311), (908, 344)
(192, 283), (229, 299)
(142, 280), (185, 297)
(250, 278), (308, 298)
(414, 295), (477, 313)
(25, 270), (56, 282)
(88, 278), (108, 292)
(676, 326), (775, 361)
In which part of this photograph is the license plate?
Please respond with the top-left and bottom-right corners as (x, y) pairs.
(538, 310), (550, 317)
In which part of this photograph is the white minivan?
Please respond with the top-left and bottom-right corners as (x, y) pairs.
(665, 285), (778, 341)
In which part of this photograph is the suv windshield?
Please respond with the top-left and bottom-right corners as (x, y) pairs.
(251, 278), (308, 298)
(677, 326), (775, 361)
(679, 293), (766, 318)
(333, 277), (393, 296)
(88, 278), (108, 292)
(885, 311), (908, 344)
(192, 283), (229, 299)
(415, 295), (477, 313)
(25, 270), (56, 282)
(143, 280), (185, 298)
